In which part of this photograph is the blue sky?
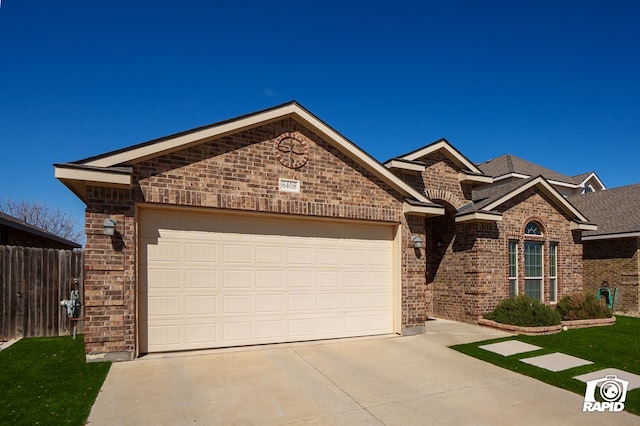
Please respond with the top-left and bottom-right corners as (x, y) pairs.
(1, 1), (639, 233)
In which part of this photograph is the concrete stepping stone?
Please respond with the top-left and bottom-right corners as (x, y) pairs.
(574, 368), (640, 391)
(520, 352), (592, 372)
(479, 340), (542, 356)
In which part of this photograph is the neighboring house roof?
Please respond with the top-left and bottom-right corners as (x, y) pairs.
(456, 176), (595, 230)
(54, 101), (444, 217)
(477, 154), (605, 191)
(567, 183), (640, 240)
(0, 212), (81, 248)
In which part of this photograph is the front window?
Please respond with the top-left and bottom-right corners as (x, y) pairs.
(524, 241), (543, 301)
(508, 240), (518, 298)
(549, 243), (558, 303)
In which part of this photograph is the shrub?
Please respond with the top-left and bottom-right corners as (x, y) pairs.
(484, 295), (561, 327)
(556, 292), (612, 321)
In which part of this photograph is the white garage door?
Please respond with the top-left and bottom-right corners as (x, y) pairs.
(139, 208), (395, 353)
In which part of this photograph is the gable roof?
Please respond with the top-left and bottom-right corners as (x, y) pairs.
(477, 154), (605, 191)
(385, 139), (493, 185)
(0, 212), (81, 248)
(567, 183), (640, 240)
(456, 176), (595, 230)
(55, 101), (443, 216)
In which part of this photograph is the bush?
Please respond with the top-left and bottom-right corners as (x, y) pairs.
(484, 295), (561, 327)
(556, 292), (612, 321)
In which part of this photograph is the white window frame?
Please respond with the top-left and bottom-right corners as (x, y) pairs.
(508, 240), (518, 298)
(549, 242), (558, 303)
(524, 240), (544, 302)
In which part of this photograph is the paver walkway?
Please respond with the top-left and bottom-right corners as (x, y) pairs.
(479, 338), (639, 398)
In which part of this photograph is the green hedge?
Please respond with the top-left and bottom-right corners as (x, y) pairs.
(556, 292), (612, 321)
(484, 295), (561, 327)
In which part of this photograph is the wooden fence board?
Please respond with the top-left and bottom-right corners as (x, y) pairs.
(0, 246), (84, 340)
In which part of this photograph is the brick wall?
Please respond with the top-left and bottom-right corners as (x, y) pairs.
(583, 237), (639, 311)
(83, 118), (429, 358)
(396, 153), (585, 322)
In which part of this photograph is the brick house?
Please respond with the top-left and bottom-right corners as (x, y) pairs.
(568, 184), (640, 312)
(55, 102), (596, 361)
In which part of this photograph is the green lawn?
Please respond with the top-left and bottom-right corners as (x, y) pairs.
(452, 315), (640, 416)
(0, 335), (111, 425)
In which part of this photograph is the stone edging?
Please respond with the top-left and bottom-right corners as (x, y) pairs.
(477, 316), (616, 335)
(561, 316), (616, 329)
(477, 319), (561, 335)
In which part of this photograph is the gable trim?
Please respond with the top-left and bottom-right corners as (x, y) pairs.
(483, 176), (590, 223)
(396, 139), (488, 177)
(55, 102), (440, 210)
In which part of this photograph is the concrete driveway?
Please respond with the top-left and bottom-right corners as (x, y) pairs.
(87, 320), (637, 425)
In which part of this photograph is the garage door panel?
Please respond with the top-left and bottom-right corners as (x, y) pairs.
(255, 270), (283, 288)
(185, 270), (217, 288)
(185, 243), (217, 262)
(148, 241), (181, 262)
(141, 209), (394, 353)
(255, 294), (284, 313)
(223, 270), (252, 288)
(288, 270), (314, 287)
(185, 295), (217, 315)
(148, 296), (181, 316)
(289, 294), (314, 311)
(148, 270), (181, 289)
(255, 246), (283, 264)
(223, 295), (252, 314)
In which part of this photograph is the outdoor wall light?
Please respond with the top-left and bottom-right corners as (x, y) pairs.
(103, 217), (117, 236)
(411, 235), (423, 249)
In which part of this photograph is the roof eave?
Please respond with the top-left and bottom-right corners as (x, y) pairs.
(54, 163), (133, 203)
(582, 231), (640, 241)
(455, 211), (503, 223)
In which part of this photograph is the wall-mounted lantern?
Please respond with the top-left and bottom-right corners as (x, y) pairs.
(103, 217), (117, 236)
(411, 235), (423, 249)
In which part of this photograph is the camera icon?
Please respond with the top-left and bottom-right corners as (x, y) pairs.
(583, 375), (629, 412)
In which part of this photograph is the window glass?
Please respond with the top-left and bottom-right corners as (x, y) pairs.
(549, 243), (557, 303)
(524, 241), (543, 301)
(508, 240), (518, 298)
(525, 222), (542, 236)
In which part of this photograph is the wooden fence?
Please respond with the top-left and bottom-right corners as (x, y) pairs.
(0, 246), (84, 340)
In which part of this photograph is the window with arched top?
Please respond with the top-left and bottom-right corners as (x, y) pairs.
(524, 221), (542, 236)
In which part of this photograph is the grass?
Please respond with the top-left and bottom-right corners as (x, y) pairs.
(452, 315), (640, 416)
(0, 335), (111, 425)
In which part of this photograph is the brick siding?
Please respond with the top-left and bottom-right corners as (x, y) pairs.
(583, 237), (640, 311)
(83, 118), (428, 357)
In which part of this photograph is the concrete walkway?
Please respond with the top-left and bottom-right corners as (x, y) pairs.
(87, 320), (638, 425)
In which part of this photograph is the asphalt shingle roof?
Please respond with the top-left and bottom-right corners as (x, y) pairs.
(567, 183), (640, 237)
(477, 154), (593, 185)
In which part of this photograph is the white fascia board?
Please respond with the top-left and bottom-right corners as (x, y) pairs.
(455, 212), (502, 223)
(582, 232), (640, 241)
(570, 222), (598, 231)
(458, 172), (493, 184)
(493, 173), (532, 182)
(547, 179), (579, 189)
(400, 140), (484, 175)
(484, 177), (589, 223)
(579, 173), (606, 191)
(85, 104), (300, 168)
(54, 166), (131, 187)
(384, 159), (425, 172)
(403, 202), (445, 217)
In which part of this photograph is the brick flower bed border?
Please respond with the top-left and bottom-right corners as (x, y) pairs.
(477, 316), (616, 335)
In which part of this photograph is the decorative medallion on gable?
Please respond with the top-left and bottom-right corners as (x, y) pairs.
(275, 132), (309, 169)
